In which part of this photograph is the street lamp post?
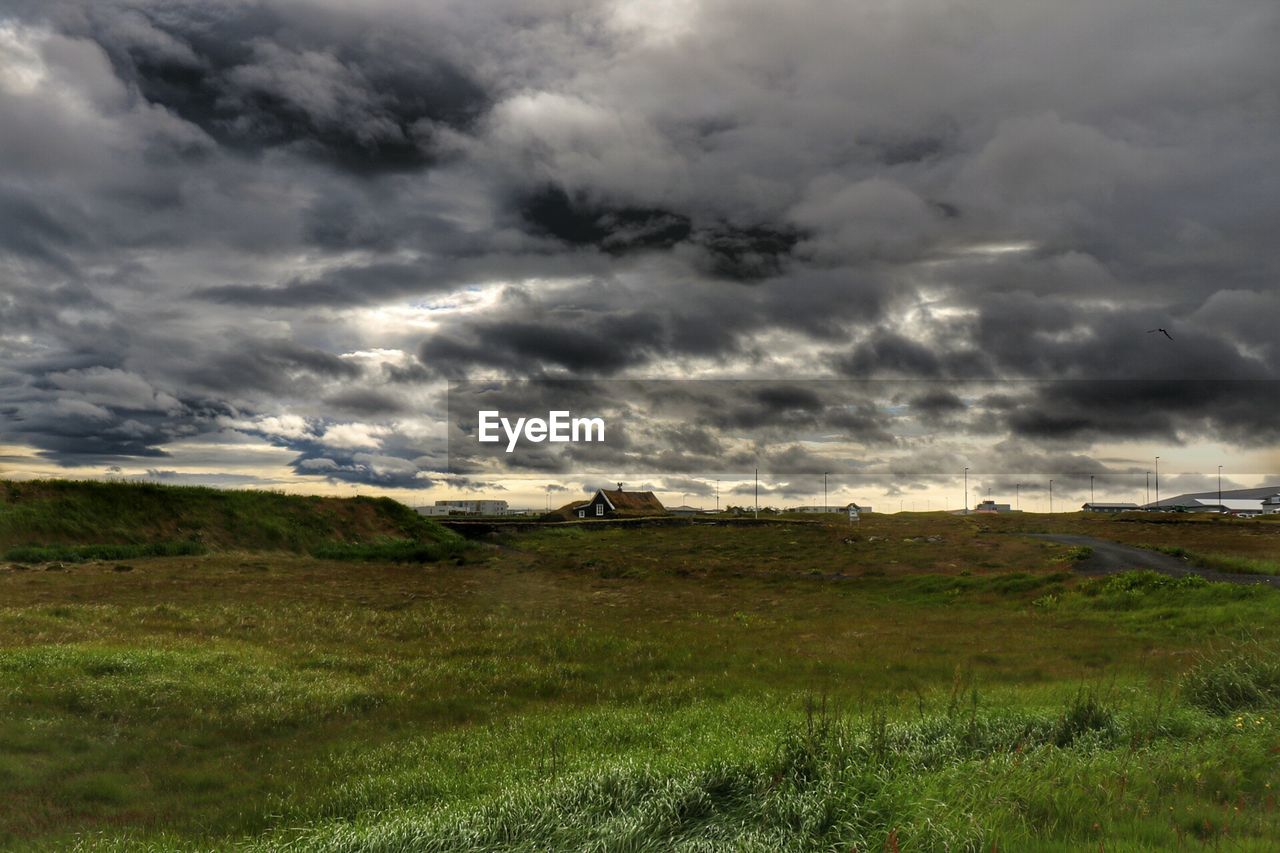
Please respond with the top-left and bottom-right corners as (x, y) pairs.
(1016, 482), (1020, 510)
(823, 472), (829, 514)
(1090, 475), (1094, 505)
(964, 467), (969, 515)
(1145, 472), (1150, 506)
(1049, 479), (1054, 514)
(1218, 465), (1223, 509)
(1155, 456), (1160, 509)
(716, 480), (720, 512)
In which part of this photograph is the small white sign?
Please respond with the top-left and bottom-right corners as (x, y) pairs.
(847, 507), (859, 521)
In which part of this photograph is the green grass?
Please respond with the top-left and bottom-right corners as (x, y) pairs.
(1141, 544), (1280, 576)
(1181, 639), (1280, 715)
(312, 536), (470, 564)
(0, 479), (453, 554)
(242, 694), (1280, 852)
(4, 541), (206, 564)
(1, 503), (1279, 849)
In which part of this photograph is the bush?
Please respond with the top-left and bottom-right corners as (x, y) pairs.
(4, 541), (205, 564)
(1093, 571), (1207, 594)
(1181, 641), (1280, 715)
(1052, 690), (1118, 746)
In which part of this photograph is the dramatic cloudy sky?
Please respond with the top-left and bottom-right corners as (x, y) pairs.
(1, 0), (1277, 510)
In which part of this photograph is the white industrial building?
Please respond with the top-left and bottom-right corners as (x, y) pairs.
(416, 499), (510, 517)
(1142, 485), (1280, 517)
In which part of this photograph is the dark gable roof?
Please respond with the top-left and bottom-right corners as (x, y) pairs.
(598, 488), (666, 513)
(544, 488), (667, 521)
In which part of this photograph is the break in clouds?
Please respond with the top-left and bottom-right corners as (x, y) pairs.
(1, 0), (1278, 504)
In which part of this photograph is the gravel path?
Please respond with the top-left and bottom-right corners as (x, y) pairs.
(1027, 533), (1280, 589)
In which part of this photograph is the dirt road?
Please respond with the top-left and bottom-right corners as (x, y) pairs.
(1027, 533), (1280, 589)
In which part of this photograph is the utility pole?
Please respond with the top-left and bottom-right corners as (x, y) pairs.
(1218, 465), (1222, 509)
(1049, 479), (1054, 514)
(823, 472), (829, 514)
(1090, 475), (1094, 505)
(1016, 483), (1021, 510)
(754, 468), (758, 519)
(716, 479), (720, 512)
(1155, 456), (1160, 509)
(1145, 471), (1150, 506)
(963, 467), (969, 515)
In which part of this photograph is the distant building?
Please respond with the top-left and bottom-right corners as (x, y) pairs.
(668, 504), (707, 517)
(845, 502), (873, 513)
(1173, 498), (1266, 517)
(1144, 485), (1280, 513)
(1263, 494), (1280, 515)
(1082, 502), (1140, 513)
(974, 499), (1013, 513)
(419, 499), (509, 516)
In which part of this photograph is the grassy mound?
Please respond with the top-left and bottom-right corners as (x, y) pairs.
(0, 479), (457, 557)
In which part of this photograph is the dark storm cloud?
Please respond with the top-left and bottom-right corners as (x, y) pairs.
(0, 192), (82, 271)
(838, 332), (973, 378)
(2, 0), (1278, 489)
(422, 313), (667, 376)
(908, 389), (968, 426)
(53, 1), (490, 175)
(691, 225), (803, 282)
(1006, 380), (1280, 446)
(181, 339), (360, 395)
(0, 366), (229, 461)
(322, 387), (410, 416)
(416, 266), (895, 377)
(514, 184), (802, 280)
(516, 185), (693, 255)
(196, 261), (454, 308)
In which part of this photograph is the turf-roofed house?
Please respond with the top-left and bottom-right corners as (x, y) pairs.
(553, 484), (668, 520)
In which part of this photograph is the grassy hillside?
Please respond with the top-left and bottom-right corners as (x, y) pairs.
(0, 518), (1278, 849)
(2, 505), (1279, 848)
(0, 479), (459, 555)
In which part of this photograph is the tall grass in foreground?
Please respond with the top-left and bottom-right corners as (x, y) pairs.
(1181, 638), (1280, 715)
(241, 686), (1280, 853)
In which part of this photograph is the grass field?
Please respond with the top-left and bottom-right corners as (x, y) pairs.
(3, 485), (1280, 849)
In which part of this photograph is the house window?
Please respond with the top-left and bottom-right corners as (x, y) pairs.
(596, 503), (604, 516)
(578, 509), (585, 518)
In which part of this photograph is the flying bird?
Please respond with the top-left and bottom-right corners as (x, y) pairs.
(1146, 328), (1173, 340)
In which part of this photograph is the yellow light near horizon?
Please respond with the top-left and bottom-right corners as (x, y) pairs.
(958, 241), (1037, 256)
